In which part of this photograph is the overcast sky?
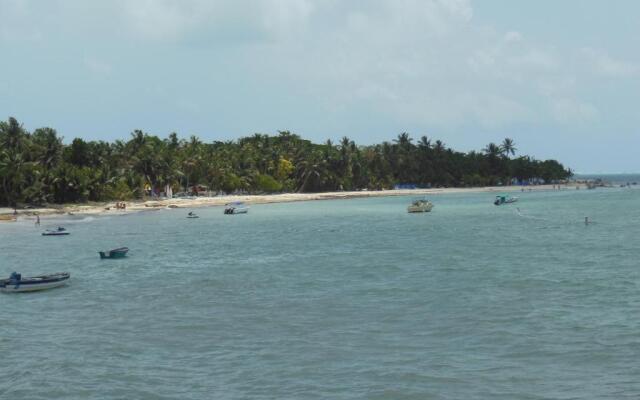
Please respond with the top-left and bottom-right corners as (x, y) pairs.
(1, 0), (639, 173)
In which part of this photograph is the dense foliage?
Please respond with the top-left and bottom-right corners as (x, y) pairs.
(0, 117), (572, 206)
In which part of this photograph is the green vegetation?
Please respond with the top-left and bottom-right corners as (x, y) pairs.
(0, 117), (572, 206)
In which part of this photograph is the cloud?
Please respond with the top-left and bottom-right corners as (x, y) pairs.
(504, 31), (522, 43)
(84, 57), (112, 76)
(550, 98), (599, 125)
(243, 0), (576, 129)
(117, 0), (314, 42)
(0, 0), (42, 42)
(580, 47), (639, 77)
(1, 0), (636, 159)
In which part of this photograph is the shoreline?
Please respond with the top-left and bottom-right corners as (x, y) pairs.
(0, 184), (584, 221)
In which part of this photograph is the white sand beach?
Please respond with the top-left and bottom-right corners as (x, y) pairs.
(0, 184), (583, 221)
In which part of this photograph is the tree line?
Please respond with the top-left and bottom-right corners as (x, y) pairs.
(0, 117), (572, 206)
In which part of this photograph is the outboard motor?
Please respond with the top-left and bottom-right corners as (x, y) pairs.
(9, 272), (21, 288)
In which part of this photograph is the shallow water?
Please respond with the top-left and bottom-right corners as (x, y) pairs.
(2, 187), (640, 399)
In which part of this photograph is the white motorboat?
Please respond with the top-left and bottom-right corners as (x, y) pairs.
(42, 226), (69, 236)
(407, 199), (434, 213)
(224, 202), (249, 215)
(0, 272), (70, 293)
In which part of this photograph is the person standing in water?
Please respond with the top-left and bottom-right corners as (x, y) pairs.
(35, 214), (40, 226)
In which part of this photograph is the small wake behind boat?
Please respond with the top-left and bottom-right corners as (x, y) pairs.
(99, 247), (129, 259)
(1, 272), (70, 293)
(42, 226), (69, 236)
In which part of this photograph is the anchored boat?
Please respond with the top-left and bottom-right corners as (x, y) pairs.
(407, 198), (434, 213)
(42, 227), (69, 236)
(224, 202), (249, 215)
(494, 195), (518, 206)
(99, 247), (129, 259)
(1, 272), (70, 293)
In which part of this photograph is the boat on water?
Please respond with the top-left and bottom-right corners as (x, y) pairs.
(224, 202), (249, 215)
(99, 247), (129, 259)
(186, 212), (199, 219)
(0, 272), (70, 293)
(42, 226), (69, 236)
(407, 198), (434, 213)
(494, 195), (518, 205)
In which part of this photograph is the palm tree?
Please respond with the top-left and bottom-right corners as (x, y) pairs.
(483, 143), (502, 158)
(394, 132), (413, 150)
(0, 116), (575, 206)
(433, 140), (445, 154)
(501, 138), (516, 158)
(418, 136), (431, 150)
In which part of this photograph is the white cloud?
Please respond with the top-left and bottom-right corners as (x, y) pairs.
(581, 47), (639, 77)
(551, 98), (599, 125)
(504, 31), (522, 43)
(2, 0), (636, 150)
(508, 49), (558, 71)
(84, 56), (112, 76)
(117, 0), (314, 42)
(0, 0), (42, 41)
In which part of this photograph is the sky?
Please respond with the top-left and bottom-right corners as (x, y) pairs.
(1, 0), (639, 173)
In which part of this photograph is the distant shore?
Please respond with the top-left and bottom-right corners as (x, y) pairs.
(0, 184), (585, 221)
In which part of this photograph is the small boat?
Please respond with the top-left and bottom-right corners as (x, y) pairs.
(494, 195), (518, 205)
(1, 272), (70, 293)
(186, 212), (199, 219)
(224, 202), (249, 215)
(42, 226), (70, 236)
(99, 247), (129, 259)
(407, 198), (434, 213)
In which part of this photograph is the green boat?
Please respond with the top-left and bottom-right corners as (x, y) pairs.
(494, 195), (518, 206)
(99, 247), (129, 259)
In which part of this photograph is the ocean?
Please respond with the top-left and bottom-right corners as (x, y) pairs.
(1, 185), (640, 399)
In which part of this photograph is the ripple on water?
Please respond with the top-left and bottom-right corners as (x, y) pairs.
(1, 190), (640, 398)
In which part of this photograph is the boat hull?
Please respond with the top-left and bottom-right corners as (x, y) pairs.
(99, 248), (129, 259)
(0, 273), (70, 293)
(407, 202), (434, 213)
(42, 232), (69, 236)
(224, 208), (248, 214)
(494, 197), (518, 205)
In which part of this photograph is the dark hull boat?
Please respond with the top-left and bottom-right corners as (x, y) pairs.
(99, 247), (129, 259)
(1, 272), (70, 293)
(42, 227), (69, 236)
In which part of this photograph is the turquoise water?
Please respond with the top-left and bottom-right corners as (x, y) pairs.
(2, 187), (640, 399)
